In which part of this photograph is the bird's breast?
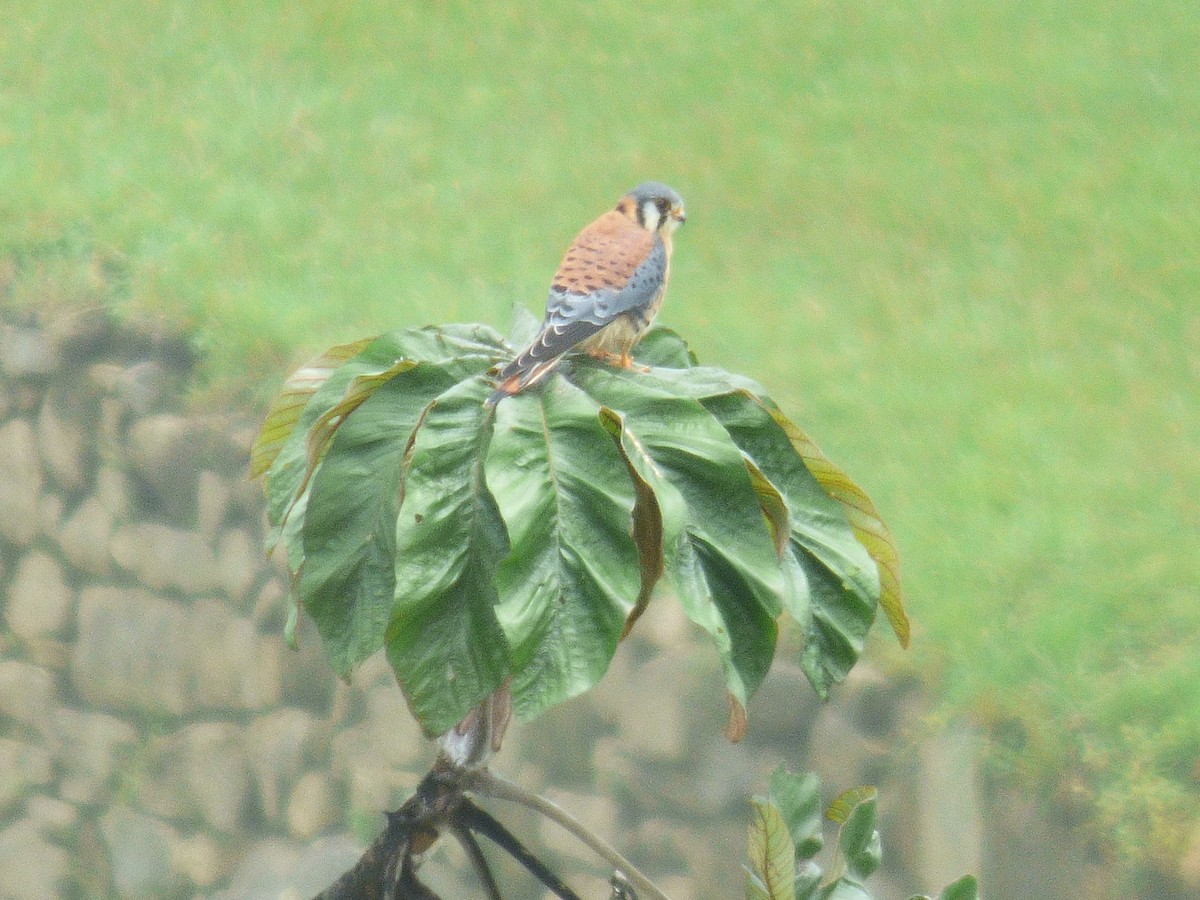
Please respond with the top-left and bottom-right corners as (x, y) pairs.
(576, 310), (648, 355)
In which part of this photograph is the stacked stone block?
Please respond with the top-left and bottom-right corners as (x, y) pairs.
(0, 304), (377, 898)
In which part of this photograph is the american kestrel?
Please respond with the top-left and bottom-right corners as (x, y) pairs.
(488, 182), (686, 404)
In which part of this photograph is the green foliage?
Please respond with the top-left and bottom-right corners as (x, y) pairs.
(745, 767), (978, 900)
(11, 0), (1198, 883)
(488, 377), (642, 717)
(255, 324), (906, 736)
(747, 799), (798, 900)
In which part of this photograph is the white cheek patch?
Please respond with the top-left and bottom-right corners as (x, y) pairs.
(640, 201), (661, 231)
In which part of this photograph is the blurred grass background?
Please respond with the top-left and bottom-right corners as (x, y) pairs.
(3, 0), (1198, 888)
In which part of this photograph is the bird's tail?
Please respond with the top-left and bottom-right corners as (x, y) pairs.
(485, 354), (562, 406)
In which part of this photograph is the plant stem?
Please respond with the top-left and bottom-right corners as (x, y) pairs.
(457, 802), (584, 900)
(469, 768), (673, 900)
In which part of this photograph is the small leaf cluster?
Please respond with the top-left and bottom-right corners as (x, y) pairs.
(746, 767), (979, 900)
(253, 323), (908, 737)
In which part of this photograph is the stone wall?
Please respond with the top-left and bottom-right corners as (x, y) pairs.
(0, 295), (1049, 899)
(0, 300), (375, 897)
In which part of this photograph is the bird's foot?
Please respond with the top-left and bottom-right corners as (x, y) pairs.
(620, 351), (650, 373)
(588, 350), (649, 372)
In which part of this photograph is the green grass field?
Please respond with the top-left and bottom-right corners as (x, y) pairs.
(4, 0), (1198, 887)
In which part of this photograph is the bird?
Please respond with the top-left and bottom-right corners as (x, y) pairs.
(487, 181), (686, 405)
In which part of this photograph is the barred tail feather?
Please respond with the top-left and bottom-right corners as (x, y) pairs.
(485, 355), (562, 406)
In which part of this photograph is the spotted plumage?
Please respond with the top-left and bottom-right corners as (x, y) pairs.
(488, 182), (686, 405)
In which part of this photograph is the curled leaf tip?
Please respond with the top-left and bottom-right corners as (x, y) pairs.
(826, 785), (878, 824)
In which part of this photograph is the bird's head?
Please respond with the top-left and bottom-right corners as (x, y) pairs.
(617, 182), (686, 234)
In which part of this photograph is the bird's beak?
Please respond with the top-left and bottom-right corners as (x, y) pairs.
(671, 206), (686, 224)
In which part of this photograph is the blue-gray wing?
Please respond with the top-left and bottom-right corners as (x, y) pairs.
(490, 221), (666, 402)
(534, 237), (667, 357)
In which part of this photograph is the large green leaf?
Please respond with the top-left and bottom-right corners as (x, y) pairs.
(297, 364), (462, 677)
(485, 379), (641, 719)
(576, 364), (786, 718)
(299, 359), (418, 496)
(262, 336), (391, 556)
(386, 376), (513, 736)
(746, 798), (797, 900)
(696, 391), (879, 697)
(575, 360), (879, 698)
(256, 322), (906, 738)
(250, 337), (373, 480)
(700, 392), (878, 599)
(262, 326), (505, 557)
(628, 328), (908, 647)
(829, 790), (882, 884)
(768, 766), (824, 860)
(764, 405), (910, 648)
(583, 342), (896, 695)
(629, 324), (699, 368)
